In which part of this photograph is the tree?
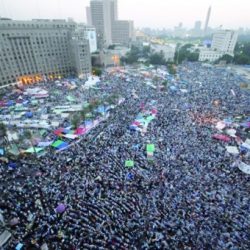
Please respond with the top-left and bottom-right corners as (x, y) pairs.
(23, 130), (37, 158)
(162, 80), (168, 88)
(167, 63), (177, 75)
(92, 67), (102, 76)
(149, 52), (166, 65)
(71, 113), (81, 129)
(216, 54), (234, 64)
(108, 44), (116, 50)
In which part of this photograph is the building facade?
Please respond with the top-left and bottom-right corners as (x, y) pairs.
(112, 20), (134, 45)
(199, 30), (238, 62)
(211, 30), (238, 56)
(88, 0), (133, 48)
(75, 24), (97, 53)
(0, 18), (91, 86)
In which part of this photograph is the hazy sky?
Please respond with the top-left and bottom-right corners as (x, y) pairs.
(0, 0), (249, 29)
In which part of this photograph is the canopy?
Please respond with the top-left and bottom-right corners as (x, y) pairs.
(147, 144), (155, 152)
(56, 204), (66, 213)
(51, 140), (65, 148)
(25, 147), (43, 153)
(212, 134), (230, 142)
(54, 128), (64, 136)
(75, 127), (87, 135)
(238, 162), (250, 174)
(125, 160), (134, 168)
(67, 95), (76, 102)
(37, 141), (53, 147)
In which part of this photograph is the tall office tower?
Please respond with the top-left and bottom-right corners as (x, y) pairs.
(88, 0), (133, 48)
(192, 20), (202, 37)
(0, 18), (91, 86)
(86, 7), (92, 25)
(211, 30), (238, 56)
(89, 0), (115, 48)
(194, 21), (202, 31)
(204, 6), (211, 35)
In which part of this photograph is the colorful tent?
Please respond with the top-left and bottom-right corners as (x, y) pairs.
(52, 140), (67, 148)
(37, 141), (53, 147)
(125, 160), (134, 168)
(212, 134), (230, 142)
(54, 128), (64, 136)
(75, 127), (87, 135)
(147, 144), (155, 152)
(25, 147), (44, 153)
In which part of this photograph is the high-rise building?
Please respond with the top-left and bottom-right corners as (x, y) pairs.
(191, 21), (202, 37)
(211, 30), (238, 55)
(204, 6), (211, 35)
(88, 0), (133, 48)
(199, 30), (238, 62)
(75, 24), (97, 53)
(86, 7), (92, 25)
(0, 18), (91, 86)
(112, 20), (134, 45)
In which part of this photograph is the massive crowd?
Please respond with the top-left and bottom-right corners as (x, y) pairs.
(0, 62), (250, 249)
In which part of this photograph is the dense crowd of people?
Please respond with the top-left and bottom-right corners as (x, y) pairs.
(0, 62), (250, 249)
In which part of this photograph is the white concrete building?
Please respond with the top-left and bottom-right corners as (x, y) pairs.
(211, 30), (238, 56)
(151, 44), (176, 62)
(199, 49), (224, 62)
(76, 24), (97, 53)
(199, 30), (238, 62)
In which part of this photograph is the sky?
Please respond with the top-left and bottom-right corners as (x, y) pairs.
(0, 0), (249, 29)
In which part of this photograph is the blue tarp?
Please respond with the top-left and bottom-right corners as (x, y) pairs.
(56, 142), (69, 150)
(0, 148), (4, 155)
(7, 100), (15, 106)
(8, 162), (17, 169)
(25, 112), (33, 118)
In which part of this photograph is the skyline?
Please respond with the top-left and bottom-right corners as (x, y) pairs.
(0, 0), (249, 30)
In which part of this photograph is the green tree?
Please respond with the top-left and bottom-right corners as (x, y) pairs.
(71, 113), (81, 129)
(167, 63), (177, 75)
(92, 67), (102, 76)
(23, 130), (37, 157)
(216, 54), (234, 64)
(162, 80), (168, 88)
(149, 51), (166, 65)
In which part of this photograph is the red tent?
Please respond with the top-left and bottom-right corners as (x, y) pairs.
(54, 128), (64, 136)
(212, 134), (230, 142)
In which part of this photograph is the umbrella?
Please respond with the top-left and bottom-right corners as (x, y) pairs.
(56, 204), (66, 213)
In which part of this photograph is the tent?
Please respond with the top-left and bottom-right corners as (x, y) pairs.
(147, 144), (155, 152)
(212, 134), (230, 142)
(238, 162), (250, 174)
(226, 146), (239, 155)
(25, 112), (33, 118)
(51, 140), (68, 150)
(62, 134), (78, 139)
(75, 127), (87, 135)
(54, 128), (64, 136)
(25, 147), (44, 153)
(0, 148), (4, 156)
(125, 160), (134, 168)
(67, 96), (75, 102)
